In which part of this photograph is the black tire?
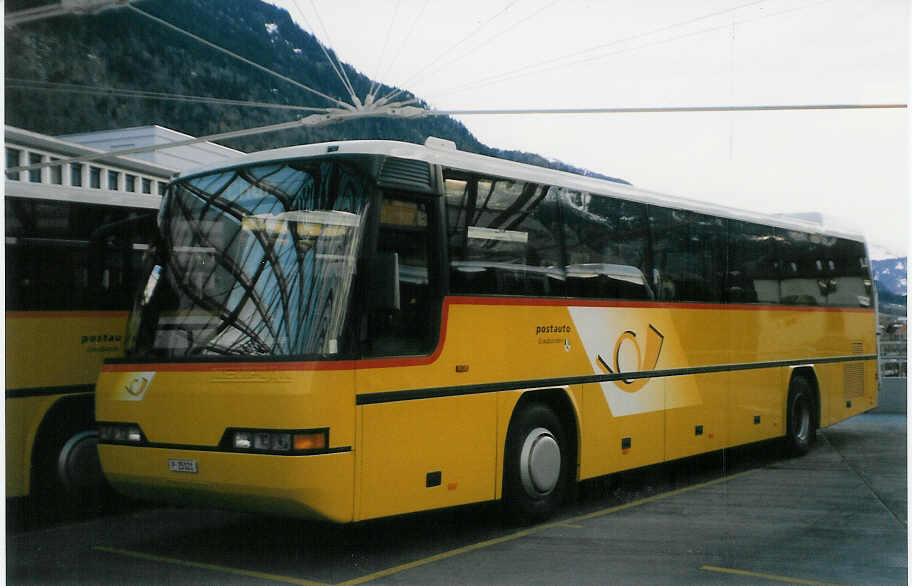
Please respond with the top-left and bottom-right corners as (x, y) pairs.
(33, 421), (106, 516)
(786, 377), (816, 456)
(503, 403), (568, 523)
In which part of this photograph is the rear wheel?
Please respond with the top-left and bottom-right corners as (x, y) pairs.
(786, 377), (815, 456)
(503, 403), (568, 522)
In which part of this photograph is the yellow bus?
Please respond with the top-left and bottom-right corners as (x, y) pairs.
(6, 186), (160, 510)
(96, 137), (877, 522)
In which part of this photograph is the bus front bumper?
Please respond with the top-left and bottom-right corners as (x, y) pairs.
(99, 444), (354, 523)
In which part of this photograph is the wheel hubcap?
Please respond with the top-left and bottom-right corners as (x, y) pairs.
(519, 427), (561, 497)
(794, 399), (810, 443)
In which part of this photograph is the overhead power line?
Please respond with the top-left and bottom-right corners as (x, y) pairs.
(7, 0), (357, 110)
(436, 103), (908, 115)
(5, 105), (428, 176)
(422, 0), (780, 102)
(6, 79), (331, 112)
(372, 0), (430, 102)
(5, 0), (131, 26)
(7, 101), (906, 177)
(127, 5), (352, 110)
(288, 0), (360, 106)
(380, 0), (522, 106)
(368, 0), (401, 101)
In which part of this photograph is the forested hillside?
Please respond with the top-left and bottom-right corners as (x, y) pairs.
(6, 0), (627, 183)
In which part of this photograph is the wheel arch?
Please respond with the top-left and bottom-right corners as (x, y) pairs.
(503, 387), (580, 483)
(30, 393), (95, 492)
(788, 366), (821, 430)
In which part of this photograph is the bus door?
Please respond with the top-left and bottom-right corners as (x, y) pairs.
(355, 192), (497, 520)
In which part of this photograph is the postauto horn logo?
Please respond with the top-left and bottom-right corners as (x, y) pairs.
(117, 372), (156, 401)
(596, 325), (664, 392)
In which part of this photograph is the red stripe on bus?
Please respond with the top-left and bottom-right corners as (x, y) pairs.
(444, 296), (875, 313)
(99, 295), (873, 373)
(6, 311), (130, 319)
(102, 300), (455, 373)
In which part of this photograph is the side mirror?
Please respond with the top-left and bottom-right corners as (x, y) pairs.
(368, 252), (400, 312)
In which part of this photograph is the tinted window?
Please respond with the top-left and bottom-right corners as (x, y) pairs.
(445, 169), (564, 296)
(561, 190), (652, 300)
(727, 221), (779, 304)
(366, 196), (439, 357)
(778, 229), (827, 306)
(28, 153), (42, 183)
(5, 198), (156, 311)
(50, 159), (63, 185)
(650, 206), (726, 302)
(827, 238), (872, 307)
(6, 148), (21, 181)
(71, 163), (83, 187)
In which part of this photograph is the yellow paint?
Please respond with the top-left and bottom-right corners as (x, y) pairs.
(357, 394), (496, 521)
(6, 312), (127, 390)
(100, 444), (355, 522)
(96, 298), (876, 521)
(6, 311), (127, 498)
(96, 546), (329, 586)
(580, 383), (665, 478)
(700, 565), (842, 586)
(97, 366), (357, 522)
(98, 368), (355, 448)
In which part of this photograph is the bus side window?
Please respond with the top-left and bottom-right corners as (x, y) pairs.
(650, 206), (725, 303)
(727, 221), (779, 304)
(561, 190), (652, 300)
(367, 196), (437, 357)
(778, 229), (827, 306)
(827, 238), (870, 307)
(445, 171), (564, 297)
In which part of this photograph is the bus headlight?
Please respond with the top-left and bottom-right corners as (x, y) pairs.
(225, 428), (328, 454)
(99, 423), (145, 444)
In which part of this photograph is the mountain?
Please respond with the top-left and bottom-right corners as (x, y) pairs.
(5, 0), (628, 184)
(872, 257), (907, 317)
(873, 258), (907, 296)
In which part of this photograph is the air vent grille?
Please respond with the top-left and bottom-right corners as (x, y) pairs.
(378, 158), (433, 192)
(844, 341), (865, 399)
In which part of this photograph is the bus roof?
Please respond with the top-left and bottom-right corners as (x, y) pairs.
(177, 137), (866, 244)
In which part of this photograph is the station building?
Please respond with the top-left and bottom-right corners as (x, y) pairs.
(5, 124), (242, 202)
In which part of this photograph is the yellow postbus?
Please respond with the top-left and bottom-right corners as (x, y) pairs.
(6, 186), (160, 510)
(96, 137), (877, 522)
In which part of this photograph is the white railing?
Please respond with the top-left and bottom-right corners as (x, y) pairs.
(879, 338), (907, 378)
(5, 142), (170, 196)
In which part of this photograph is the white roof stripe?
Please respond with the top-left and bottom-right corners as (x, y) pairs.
(178, 139), (865, 243)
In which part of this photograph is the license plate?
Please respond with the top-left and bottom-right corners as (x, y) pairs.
(168, 458), (199, 474)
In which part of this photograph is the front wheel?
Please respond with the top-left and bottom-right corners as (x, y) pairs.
(786, 377), (815, 456)
(503, 403), (568, 522)
(34, 424), (106, 515)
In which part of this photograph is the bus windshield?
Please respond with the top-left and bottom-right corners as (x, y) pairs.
(126, 158), (372, 359)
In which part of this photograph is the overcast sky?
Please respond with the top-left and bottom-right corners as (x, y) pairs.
(267, 0), (908, 257)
